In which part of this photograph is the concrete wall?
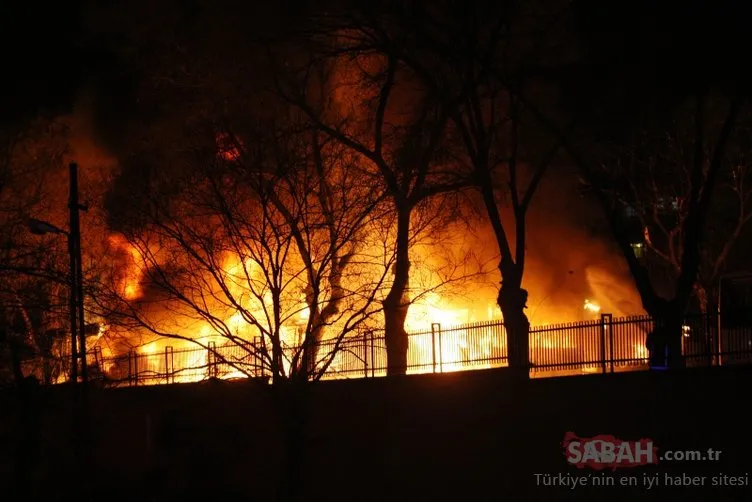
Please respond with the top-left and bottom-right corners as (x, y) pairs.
(2, 367), (751, 501)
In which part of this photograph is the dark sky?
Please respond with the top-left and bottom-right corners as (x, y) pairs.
(0, 1), (88, 124)
(1, 0), (748, 131)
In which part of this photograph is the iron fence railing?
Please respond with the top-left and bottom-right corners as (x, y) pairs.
(31, 312), (752, 387)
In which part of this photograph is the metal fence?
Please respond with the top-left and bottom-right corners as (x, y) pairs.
(49, 312), (752, 387)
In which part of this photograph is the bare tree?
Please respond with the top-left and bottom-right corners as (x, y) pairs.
(0, 118), (71, 384)
(0, 116), (72, 498)
(526, 87), (744, 367)
(87, 115), (391, 502)
(592, 102), (752, 316)
(272, 27), (472, 375)
(302, 2), (568, 371)
(96, 118), (387, 384)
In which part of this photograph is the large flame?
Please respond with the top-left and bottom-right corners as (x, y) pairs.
(91, 231), (650, 383)
(107, 234), (144, 300)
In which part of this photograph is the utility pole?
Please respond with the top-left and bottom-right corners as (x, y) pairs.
(68, 213), (78, 384)
(69, 162), (89, 384)
(29, 163), (88, 384)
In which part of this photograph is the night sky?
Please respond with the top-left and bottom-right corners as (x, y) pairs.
(0, 2), (87, 123)
(2, 0), (747, 134)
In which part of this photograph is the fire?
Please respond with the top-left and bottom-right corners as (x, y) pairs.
(583, 298), (601, 314)
(216, 132), (241, 161)
(405, 292), (470, 332)
(633, 343), (649, 360)
(84, 175), (650, 383)
(107, 234), (144, 299)
(122, 252), (314, 384)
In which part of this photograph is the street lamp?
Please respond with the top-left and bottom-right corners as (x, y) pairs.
(27, 162), (88, 384)
(28, 219), (67, 236)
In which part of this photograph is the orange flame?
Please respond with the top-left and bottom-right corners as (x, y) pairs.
(107, 234), (143, 300)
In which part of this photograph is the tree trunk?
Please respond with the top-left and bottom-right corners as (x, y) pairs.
(694, 283), (710, 313)
(270, 334), (285, 384)
(297, 303), (321, 380)
(382, 205), (411, 376)
(497, 259), (530, 373)
(300, 253), (349, 379)
(647, 302), (686, 369)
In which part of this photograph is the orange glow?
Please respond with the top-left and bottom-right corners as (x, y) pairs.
(216, 132), (241, 162)
(405, 292), (470, 331)
(107, 234), (144, 300)
(90, 230), (650, 382)
(583, 298), (601, 313)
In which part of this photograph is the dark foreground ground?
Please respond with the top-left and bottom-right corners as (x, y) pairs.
(1, 366), (751, 501)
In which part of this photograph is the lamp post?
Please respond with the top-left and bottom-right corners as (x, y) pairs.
(28, 162), (88, 384)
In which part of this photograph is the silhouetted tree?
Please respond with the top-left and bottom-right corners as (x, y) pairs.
(98, 120), (386, 383)
(304, 1), (568, 371)
(516, 0), (749, 367)
(273, 21), (473, 375)
(0, 118), (72, 382)
(591, 101), (752, 315)
(0, 117), (71, 499)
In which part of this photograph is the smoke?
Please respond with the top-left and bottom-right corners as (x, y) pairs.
(54, 86), (646, 334)
(53, 94), (646, 331)
(458, 162), (645, 325)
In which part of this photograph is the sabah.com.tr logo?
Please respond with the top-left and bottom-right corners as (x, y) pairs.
(562, 432), (722, 470)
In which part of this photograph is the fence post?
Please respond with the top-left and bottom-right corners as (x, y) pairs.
(208, 341), (217, 378)
(599, 314), (609, 374)
(370, 331), (375, 378)
(431, 323), (438, 373)
(715, 308), (723, 367)
(128, 349), (138, 386)
(707, 312), (715, 367)
(602, 313), (614, 373)
(253, 336), (263, 379)
(164, 346), (174, 384)
(438, 325), (443, 373)
(363, 330), (368, 378)
(127, 350), (132, 386)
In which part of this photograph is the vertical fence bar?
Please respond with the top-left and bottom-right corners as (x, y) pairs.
(370, 331), (375, 378)
(430, 323), (443, 373)
(363, 330), (368, 378)
(600, 315), (608, 374)
(208, 341), (217, 378)
(170, 346), (175, 383)
(127, 350), (133, 386)
(603, 314), (614, 373)
(164, 347), (169, 384)
(130, 350), (139, 386)
(438, 325), (443, 373)
(164, 346), (174, 384)
(716, 308), (723, 367)
(707, 312), (714, 368)
(431, 323), (438, 373)
(253, 336), (262, 379)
